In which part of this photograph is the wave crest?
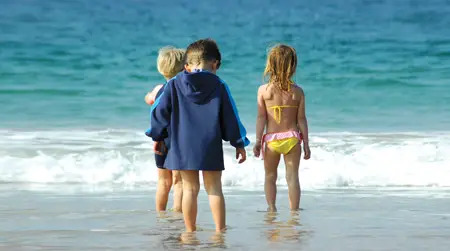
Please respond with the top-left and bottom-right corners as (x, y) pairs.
(0, 129), (449, 189)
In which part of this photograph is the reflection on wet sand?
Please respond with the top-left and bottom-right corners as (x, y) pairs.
(264, 211), (308, 242)
(155, 209), (228, 249)
(156, 211), (184, 224)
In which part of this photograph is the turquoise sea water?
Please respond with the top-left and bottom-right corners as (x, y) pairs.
(0, 0), (450, 188)
(1, 0), (449, 131)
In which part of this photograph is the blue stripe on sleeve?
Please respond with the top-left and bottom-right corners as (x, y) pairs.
(220, 80), (250, 147)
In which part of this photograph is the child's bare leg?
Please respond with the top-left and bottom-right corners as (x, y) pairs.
(284, 144), (301, 210)
(264, 148), (281, 212)
(203, 171), (225, 232)
(180, 170), (200, 232)
(156, 169), (173, 212)
(172, 170), (183, 212)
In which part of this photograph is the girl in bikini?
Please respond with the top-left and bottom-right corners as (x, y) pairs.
(253, 44), (311, 212)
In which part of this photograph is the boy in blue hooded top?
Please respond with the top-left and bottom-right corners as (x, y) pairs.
(148, 39), (249, 232)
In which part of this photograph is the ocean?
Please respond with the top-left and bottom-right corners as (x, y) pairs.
(1, 0), (449, 250)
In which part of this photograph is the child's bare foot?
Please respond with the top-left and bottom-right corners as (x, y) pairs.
(210, 231), (226, 246)
(179, 232), (200, 245)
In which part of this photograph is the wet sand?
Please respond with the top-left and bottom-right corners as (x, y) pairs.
(1, 185), (449, 250)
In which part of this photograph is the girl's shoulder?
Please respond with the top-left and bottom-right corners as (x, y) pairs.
(290, 84), (305, 102)
(291, 83), (304, 94)
(258, 83), (273, 99)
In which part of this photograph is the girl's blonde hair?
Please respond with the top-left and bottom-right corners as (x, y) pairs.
(157, 46), (186, 79)
(263, 44), (297, 92)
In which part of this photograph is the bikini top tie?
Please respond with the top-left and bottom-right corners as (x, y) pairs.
(269, 105), (298, 124)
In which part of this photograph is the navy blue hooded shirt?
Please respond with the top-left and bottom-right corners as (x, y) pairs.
(146, 70), (250, 171)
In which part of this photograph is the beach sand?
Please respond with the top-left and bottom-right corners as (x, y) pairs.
(1, 185), (449, 251)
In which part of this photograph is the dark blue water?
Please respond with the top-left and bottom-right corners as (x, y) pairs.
(1, 0), (450, 131)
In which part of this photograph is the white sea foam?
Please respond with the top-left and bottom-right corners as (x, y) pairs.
(0, 129), (449, 190)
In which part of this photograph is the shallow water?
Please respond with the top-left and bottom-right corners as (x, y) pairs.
(1, 186), (449, 250)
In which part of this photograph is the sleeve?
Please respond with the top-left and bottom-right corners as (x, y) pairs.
(145, 81), (172, 141)
(220, 82), (251, 148)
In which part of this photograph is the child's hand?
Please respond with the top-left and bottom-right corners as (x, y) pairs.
(145, 92), (155, 105)
(154, 141), (166, 156)
(303, 143), (311, 160)
(236, 148), (247, 164)
(253, 142), (262, 158)
(145, 85), (164, 105)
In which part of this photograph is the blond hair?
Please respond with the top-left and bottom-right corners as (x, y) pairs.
(157, 46), (186, 79)
(263, 44), (297, 92)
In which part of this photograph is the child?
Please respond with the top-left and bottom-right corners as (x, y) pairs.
(148, 39), (249, 232)
(145, 46), (185, 212)
(253, 44), (311, 212)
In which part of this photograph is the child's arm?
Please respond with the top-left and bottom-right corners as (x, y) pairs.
(253, 85), (267, 157)
(297, 88), (311, 160)
(144, 84), (164, 105)
(147, 83), (172, 141)
(220, 83), (250, 163)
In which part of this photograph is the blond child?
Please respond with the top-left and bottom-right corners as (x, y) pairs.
(253, 44), (311, 212)
(145, 46), (185, 212)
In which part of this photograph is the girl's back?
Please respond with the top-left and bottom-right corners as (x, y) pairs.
(261, 83), (303, 134)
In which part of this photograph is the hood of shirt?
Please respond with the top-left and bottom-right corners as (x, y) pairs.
(177, 70), (221, 104)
